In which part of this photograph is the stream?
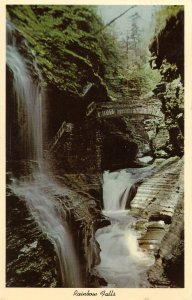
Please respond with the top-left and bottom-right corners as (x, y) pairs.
(95, 168), (155, 287)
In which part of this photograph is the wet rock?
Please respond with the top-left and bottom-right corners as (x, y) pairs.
(130, 157), (184, 287)
(93, 218), (111, 231)
(150, 10), (184, 157)
(149, 213), (171, 224)
(6, 192), (59, 287)
(130, 157), (183, 220)
(153, 175), (184, 287)
(138, 221), (166, 252)
(153, 126), (170, 155)
(53, 186), (110, 287)
(138, 156), (154, 164)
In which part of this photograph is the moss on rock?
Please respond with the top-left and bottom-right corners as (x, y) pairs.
(7, 5), (121, 98)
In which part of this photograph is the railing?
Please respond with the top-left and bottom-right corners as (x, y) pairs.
(48, 100), (163, 153)
(95, 106), (163, 119)
(49, 121), (73, 152)
(86, 101), (96, 116)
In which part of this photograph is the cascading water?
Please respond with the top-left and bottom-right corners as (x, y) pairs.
(95, 168), (155, 287)
(7, 21), (43, 164)
(9, 173), (82, 287)
(6, 21), (82, 287)
(103, 170), (134, 211)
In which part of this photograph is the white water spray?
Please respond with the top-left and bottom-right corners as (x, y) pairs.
(103, 170), (134, 210)
(7, 21), (82, 287)
(9, 173), (82, 287)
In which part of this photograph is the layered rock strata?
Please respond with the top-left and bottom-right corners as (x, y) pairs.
(129, 157), (184, 287)
(57, 188), (110, 287)
(6, 188), (59, 287)
(6, 173), (109, 287)
(150, 10), (184, 157)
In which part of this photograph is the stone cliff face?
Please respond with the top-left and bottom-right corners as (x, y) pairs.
(6, 184), (59, 287)
(51, 185), (110, 287)
(139, 10), (184, 286)
(150, 10), (184, 157)
(46, 93), (167, 174)
(129, 157), (184, 287)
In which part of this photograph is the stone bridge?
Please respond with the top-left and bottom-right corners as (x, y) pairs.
(86, 101), (163, 119)
(48, 99), (163, 152)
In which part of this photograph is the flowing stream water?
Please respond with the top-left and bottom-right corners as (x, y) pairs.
(95, 168), (155, 287)
(6, 21), (82, 287)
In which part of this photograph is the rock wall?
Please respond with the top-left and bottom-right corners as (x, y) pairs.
(136, 10), (185, 286)
(52, 186), (110, 287)
(150, 10), (184, 157)
(6, 185), (59, 287)
(129, 157), (184, 287)
(47, 119), (102, 173)
(47, 98), (167, 174)
(67, 191), (110, 287)
(6, 171), (109, 287)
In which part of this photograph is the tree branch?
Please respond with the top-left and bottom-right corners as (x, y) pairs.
(95, 6), (137, 35)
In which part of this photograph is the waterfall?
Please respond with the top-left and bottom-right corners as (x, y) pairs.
(7, 21), (43, 164)
(9, 174), (82, 287)
(95, 168), (155, 287)
(103, 170), (133, 210)
(6, 21), (82, 287)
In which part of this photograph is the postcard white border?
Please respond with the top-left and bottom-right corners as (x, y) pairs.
(1, 1), (191, 299)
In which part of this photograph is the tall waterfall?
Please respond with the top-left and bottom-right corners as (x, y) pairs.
(95, 168), (154, 287)
(6, 21), (82, 287)
(7, 21), (43, 164)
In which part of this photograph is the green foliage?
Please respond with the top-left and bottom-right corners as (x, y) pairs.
(163, 74), (184, 113)
(127, 61), (161, 96)
(110, 12), (162, 99)
(154, 5), (184, 34)
(7, 5), (121, 96)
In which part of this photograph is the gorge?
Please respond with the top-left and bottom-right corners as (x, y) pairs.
(6, 5), (184, 288)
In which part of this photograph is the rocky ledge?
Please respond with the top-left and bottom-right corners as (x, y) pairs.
(59, 185), (110, 287)
(129, 156), (184, 287)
